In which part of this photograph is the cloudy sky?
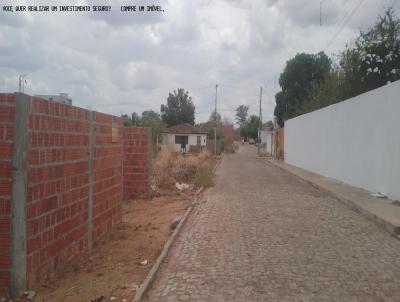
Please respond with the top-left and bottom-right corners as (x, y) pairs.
(0, 0), (398, 124)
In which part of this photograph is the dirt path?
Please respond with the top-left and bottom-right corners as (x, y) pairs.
(146, 144), (400, 302)
(35, 196), (190, 302)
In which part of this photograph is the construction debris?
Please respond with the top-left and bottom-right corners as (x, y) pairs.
(175, 182), (190, 191)
(140, 259), (148, 266)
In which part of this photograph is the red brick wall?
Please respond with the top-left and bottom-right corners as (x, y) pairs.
(218, 124), (234, 145)
(0, 94), (16, 296)
(123, 127), (150, 199)
(26, 97), (92, 287)
(0, 93), (150, 296)
(92, 112), (123, 243)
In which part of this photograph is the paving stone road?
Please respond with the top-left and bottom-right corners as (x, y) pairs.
(146, 145), (400, 302)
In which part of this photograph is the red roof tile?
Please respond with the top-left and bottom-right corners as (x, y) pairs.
(164, 123), (208, 134)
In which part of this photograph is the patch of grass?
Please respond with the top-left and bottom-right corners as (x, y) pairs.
(194, 164), (214, 188)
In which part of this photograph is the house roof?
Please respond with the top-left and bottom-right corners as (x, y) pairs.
(164, 123), (208, 134)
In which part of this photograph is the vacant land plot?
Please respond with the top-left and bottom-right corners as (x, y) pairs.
(34, 196), (190, 302)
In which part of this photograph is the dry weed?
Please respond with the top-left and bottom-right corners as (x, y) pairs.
(152, 149), (213, 193)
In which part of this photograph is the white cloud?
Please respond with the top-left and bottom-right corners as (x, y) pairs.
(0, 0), (398, 123)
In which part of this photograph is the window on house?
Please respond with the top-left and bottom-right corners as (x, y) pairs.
(175, 135), (188, 144)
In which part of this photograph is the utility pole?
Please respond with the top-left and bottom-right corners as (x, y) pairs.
(214, 84), (218, 113)
(214, 84), (218, 155)
(258, 86), (263, 156)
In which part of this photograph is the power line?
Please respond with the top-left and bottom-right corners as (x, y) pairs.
(214, 84), (218, 113)
(218, 83), (260, 97)
(196, 99), (260, 114)
(324, 0), (366, 52)
(192, 84), (215, 92)
(331, 0), (356, 30)
(390, 0), (399, 9)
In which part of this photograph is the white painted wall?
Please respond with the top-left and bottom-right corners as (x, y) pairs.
(260, 130), (273, 155)
(285, 80), (400, 201)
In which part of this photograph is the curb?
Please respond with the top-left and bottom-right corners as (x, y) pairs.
(133, 154), (223, 301)
(133, 205), (194, 302)
(265, 158), (400, 239)
(212, 153), (224, 174)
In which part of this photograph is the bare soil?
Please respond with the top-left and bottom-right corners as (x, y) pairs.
(35, 196), (191, 302)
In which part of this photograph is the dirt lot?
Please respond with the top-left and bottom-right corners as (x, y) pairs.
(31, 149), (216, 302)
(35, 196), (191, 302)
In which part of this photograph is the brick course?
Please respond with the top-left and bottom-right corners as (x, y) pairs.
(123, 127), (150, 199)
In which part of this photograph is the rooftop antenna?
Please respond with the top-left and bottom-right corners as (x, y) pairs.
(18, 74), (28, 93)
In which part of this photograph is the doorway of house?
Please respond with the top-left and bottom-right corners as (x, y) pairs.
(175, 135), (188, 152)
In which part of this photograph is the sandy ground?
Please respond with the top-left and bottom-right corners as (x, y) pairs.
(34, 195), (191, 302)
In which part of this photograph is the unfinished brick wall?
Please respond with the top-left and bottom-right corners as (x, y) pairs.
(123, 127), (150, 199)
(92, 113), (123, 243)
(26, 97), (92, 287)
(0, 93), (150, 298)
(0, 94), (16, 295)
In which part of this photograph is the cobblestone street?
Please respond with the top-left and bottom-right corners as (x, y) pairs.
(146, 145), (400, 302)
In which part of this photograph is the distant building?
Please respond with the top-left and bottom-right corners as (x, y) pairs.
(162, 123), (207, 153)
(217, 124), (234, 145)
(35, 93), (72, 105)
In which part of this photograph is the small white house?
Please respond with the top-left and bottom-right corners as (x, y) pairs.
(162, 123), (207, 152)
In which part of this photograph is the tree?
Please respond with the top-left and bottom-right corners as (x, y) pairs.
(121, 114), (133, 127)
(161, 88), (195, 127)
(209, 111), (222, 124)
(235, 105), (249, 126)
(122, 112), (141, 127)
(239, 115), (262, 140)
(306, 8), (400, 116)
(140, 110), (165, 143)
(239, 124), (249, 140)
(303, 71), (342, 113)
(341, 8), (400, 98)
(273, 52), (332, 126)
(196, 112), (223, 140)
(247, 115), (262, 139)
(273, 91), (288, 127)
(198, 121), (224, 140)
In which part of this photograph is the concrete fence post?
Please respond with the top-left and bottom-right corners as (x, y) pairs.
(10, 93), (30, 298)
(88, 111), (94, 249)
